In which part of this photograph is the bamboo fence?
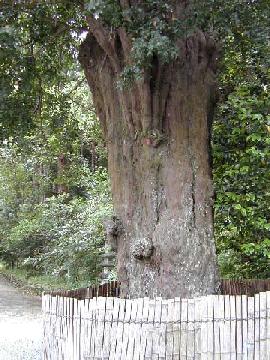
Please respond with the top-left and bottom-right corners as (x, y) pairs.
(43, 289), (270, 359)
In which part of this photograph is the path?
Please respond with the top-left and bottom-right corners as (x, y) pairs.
(0, 274), (42, 360)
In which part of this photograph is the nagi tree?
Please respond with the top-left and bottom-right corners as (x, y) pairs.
(1, 0), (268, 298)
(79, 1), (220, 298)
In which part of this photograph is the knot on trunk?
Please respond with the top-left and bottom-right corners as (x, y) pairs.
(104, 216), (123, 251)
(131, 238), (154, 260)
(142, 129), (165, 148)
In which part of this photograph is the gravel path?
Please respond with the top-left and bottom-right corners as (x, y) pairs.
(0, 275), (42, 360)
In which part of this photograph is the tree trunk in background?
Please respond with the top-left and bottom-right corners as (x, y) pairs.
(56, 154), (69, 194)
(79, 17), (220, 298)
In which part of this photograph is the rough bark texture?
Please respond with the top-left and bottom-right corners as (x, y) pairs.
(79, 7), (220, 299)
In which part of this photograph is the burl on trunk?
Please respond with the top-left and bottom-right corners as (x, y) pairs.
(79, 13), (220, 298)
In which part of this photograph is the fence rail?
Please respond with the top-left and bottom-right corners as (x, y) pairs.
(43, 279), (270, 300)
(43, 290), (270, 359)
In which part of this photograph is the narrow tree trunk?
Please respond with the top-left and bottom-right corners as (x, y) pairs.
(56, 154), (69, 194)
(79, 19), (220, 298)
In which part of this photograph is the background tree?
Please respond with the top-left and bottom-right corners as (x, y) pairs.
(0, 1), (112, 288)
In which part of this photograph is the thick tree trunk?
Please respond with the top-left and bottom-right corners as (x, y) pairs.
(79, 16), (220, 298)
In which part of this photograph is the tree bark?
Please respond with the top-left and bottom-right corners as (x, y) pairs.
(79, 13), (220, 298)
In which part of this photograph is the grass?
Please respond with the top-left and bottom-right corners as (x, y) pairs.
(0, 263), (82, 295)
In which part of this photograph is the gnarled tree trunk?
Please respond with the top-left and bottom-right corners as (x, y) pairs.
(79, 11), (220, 298)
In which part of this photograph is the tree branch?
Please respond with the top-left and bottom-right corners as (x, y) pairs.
(86, 15), (121, 73)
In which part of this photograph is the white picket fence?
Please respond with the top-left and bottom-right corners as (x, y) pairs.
(42, 292), (270, 359)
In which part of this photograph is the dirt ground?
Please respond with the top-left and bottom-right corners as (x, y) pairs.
(0, 274), (42, 359)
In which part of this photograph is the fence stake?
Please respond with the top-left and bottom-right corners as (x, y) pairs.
(126, 298), (138, 359)
(152, 297), (162, 360)
(213, 295), (221, 359)
(254, 293), (260, 358)
(109, 297), (120, 360)
(121, 298), (132, 359)
(103, 296), (114, 358)
(259, 292), (267, 360)
(223, 295), (230, 360)
(139, 297), (150, 359)
(236, 295), (243, 357)
(187, 298), (195, 359)
(166, 298), (175, 359)
(247, 296), (255, 359)
(133, 297), (144, 360)
(266, 291), (270, 359)
(180, 298), (188, 359)
(144, 298), (155, 359)
(230, 295), (236, 360)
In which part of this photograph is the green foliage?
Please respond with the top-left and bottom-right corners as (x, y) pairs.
(0, 62), (111, 286)
(0, 148), (112, 286)
(20, 174), (112, 285)
(210, 0), (270, 278)
(86, 0), (188, 83)
(213, 84), (270, 279)
(85, 0), (270, 86)
(0, 1), (85, 138)
(86, 0), (123, 28)
(0, 1), (111, 287)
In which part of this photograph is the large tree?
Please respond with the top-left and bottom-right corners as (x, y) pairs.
(79, 1), (220, 298)
(2, 0), (268, 298)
